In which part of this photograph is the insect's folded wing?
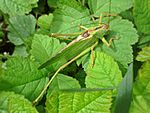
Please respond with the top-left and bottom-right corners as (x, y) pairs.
(38, 36), (98, 70)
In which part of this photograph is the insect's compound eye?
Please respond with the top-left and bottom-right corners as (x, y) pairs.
(81, 31), (90, 38)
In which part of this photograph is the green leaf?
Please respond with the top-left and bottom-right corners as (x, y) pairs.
(46, 92), (59, 113)
(138, 34), (150, 48)
(30, 34), (66, 72)
(0, 56), (48, 101)
(37, 13), (53, 30)
(120, 9), (134, 22)
(136, 46), (150, 62)
(129, 62), (150, 113)
(88, 0), (133, 17)
(32, 0), (45, 15)
(46, 74), (80, 113)
(47, 0), (58, 8)
(133, 0), (150, 34)
(8, 15), (36, 45)
(46, 74), (112, 113)
(76, 53), (90, 67)
(0, 91), (38, 113)
(50, 0), (91, 35)
(74, 69), (86, 87)
(0, 61), (4, 76)
(13, 45), (28, 57)
(0, 0), (38, 16)
(36, 105), (45, 113)
(101, 17), (138, 71)
(51, 91), (112, 113)
(47, 74), (80, 97)
(0, 23), (4, 39)
(85, 52), (122, 88)
(37, 13), (53, 35)
(113, 63), (133, 113)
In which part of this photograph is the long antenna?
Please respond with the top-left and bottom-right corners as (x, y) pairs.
(108, 0), (112, 25)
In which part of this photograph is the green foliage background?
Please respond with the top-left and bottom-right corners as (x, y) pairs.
(0, 0), (150, 113)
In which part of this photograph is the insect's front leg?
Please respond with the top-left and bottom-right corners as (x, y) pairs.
(99, 12), (117, 26)
(102, 12), (118, 17)
(79, 25), (88, 30)
(101, 37), (119, 47)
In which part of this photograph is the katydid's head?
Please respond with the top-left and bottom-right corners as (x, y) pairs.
(90, 23), (109, 39)
(81, 23), (109, 39)
(95, 23), (109, 31)
(92, 23), (109, 34)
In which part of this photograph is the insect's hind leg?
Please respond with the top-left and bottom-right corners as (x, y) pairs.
(102, 12), (118, 17)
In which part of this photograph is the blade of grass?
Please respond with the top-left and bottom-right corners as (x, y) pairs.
(60, 87), (115, 92)
(112, 63), (133, 113)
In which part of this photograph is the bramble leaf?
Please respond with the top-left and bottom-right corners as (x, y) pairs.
(0, 0), (38, 16)
(138, 35), (150, 48)
(85, 52), (122, 88)
(8, 15), (36, 45)
(129, 62), (150, 113)
(101, 17), (138, 71)
(37, 13), (53, 34)
(46, 74), (80, 113)
(50, 0), (91, 35)
(13, 45), (28, 57)
(47, 0), (58, 8)
(133, 0), (150, 34)
(120, 9), (134, 22)
(0, 56), (48, 101)
(46, 74), (80, 97)
(88, 0), (133, 17)
(136, 46), (150, 62)
(46, 74), (113, 113)
(38, 14), (53, 29)
(0, 91), (38, 113)
(52, 91), (112, 113)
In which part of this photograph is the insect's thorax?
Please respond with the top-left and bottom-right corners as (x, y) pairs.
(78, 23), (109, 41)
(86, 24), (109, 39)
